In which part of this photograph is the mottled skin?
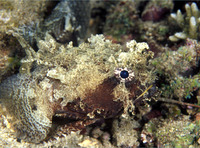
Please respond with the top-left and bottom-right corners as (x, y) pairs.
(0, 73), (124, 143)
(0, 33), (154, 143)
(57, 77), (123, 120)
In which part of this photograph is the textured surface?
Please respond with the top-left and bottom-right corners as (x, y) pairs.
(43, 0), (90, 43)
(22, 0), (90, 47)
(0, 34), (154, 143)
(0, 74), (53, 143)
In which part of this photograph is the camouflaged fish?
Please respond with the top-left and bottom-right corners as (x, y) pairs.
(0, 32), (155, 143)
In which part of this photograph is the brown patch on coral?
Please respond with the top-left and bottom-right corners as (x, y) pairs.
(142, 6), (170, 22)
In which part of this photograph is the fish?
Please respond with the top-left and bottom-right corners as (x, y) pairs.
(0, 33), (154, 143)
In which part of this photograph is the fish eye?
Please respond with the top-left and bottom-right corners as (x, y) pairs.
(120, 70), (129, 79)
(114, 68), (134, 83)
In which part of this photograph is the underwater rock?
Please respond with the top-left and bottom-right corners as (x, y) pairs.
(142, 115), (198, 147)
(156, 116), (197, 147)
(0, 33), (25, 82)
(142, 6), (170, 22)
(0, 33), (155, 143)
(112, 118), (140, 147)
(42, 0), (90, 44)
(14, 0), (90, 49)
(151, 38), (200, 99)
(141, 0), (173, 22)
(103, 0), (139, 41)
(103, 0), (172, 44)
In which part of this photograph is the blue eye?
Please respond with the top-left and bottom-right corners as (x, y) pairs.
(120, 70), (129, 79)
(114, 68), (134, 83)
